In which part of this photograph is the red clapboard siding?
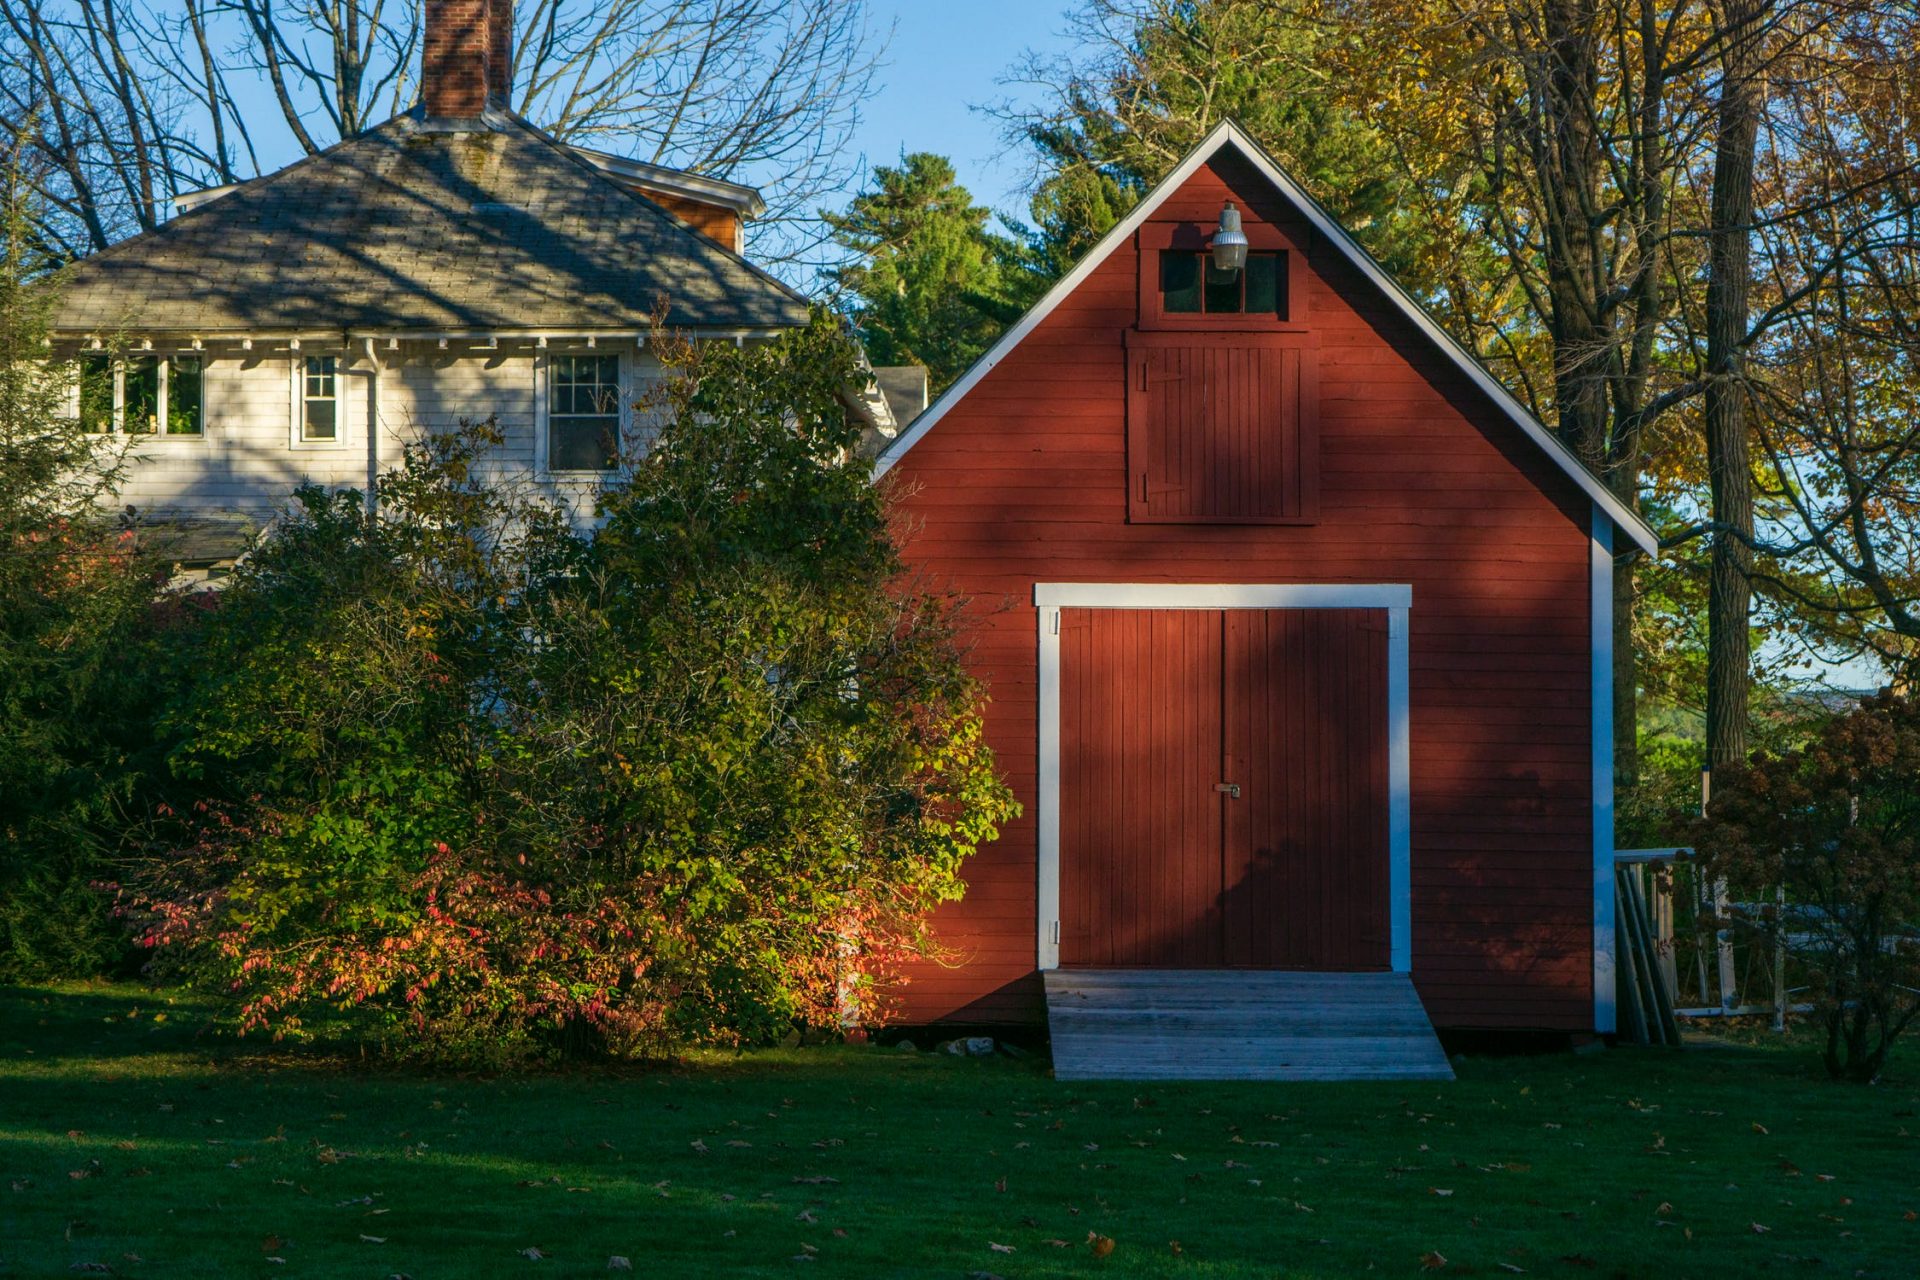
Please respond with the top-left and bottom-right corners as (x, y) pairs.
(882, 147), (1597, 1032)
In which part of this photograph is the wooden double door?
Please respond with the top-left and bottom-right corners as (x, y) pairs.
(1059, 607), (1391, 970)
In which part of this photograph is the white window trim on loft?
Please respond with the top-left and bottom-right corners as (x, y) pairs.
(1031, 582), (1414, 975)
(72, 351), (209, 443)
(289, 354), (352, 451)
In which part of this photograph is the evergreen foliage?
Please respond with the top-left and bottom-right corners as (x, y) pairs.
(824, 154), (1024, 390)
(0, 159), (172, 979)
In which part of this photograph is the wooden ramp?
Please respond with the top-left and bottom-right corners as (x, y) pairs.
(1044, 970), (1454, 1082)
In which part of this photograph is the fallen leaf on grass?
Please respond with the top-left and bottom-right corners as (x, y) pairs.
(520, 1246), (546, 1260)
(1042, 1239), (1070, 1248)
(1419, 1251), (1448, 1270)
(1751, 1223), (1771, 1234)
(791, 1175), (838, 1185)
(989, 1242), (1015, 1253)
(1752, 1122), (1769, 1135)
(1430, 1188), (1454, 1197)
(360, 1235), (387, 1244)
(1087, 1232), (1115, 1259)
(689, 1140), (708, 1154)
(1498, 1265), (1526, 1274)
(607, 1258), (632, 1271)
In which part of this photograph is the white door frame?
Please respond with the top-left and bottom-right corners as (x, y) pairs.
(1034, 582), (1413, 973)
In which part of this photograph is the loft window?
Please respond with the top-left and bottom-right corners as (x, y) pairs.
(302, 356), (337, 440)
(1159, 250), (1287, 318)
(549, 354), (622, 471)
(76, 353), (203, 435)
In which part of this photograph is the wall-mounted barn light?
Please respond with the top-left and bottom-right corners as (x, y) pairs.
(1210, 200), (1249, 274)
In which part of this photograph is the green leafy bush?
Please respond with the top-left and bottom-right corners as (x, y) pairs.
(1689, 694), (1920, 1081)
(0, 166), (174, 980)
(122, 315), (1017, 1062)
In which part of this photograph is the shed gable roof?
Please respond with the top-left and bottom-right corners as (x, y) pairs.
(874, 121), (1658, 556)
(51, 110), (809, 336)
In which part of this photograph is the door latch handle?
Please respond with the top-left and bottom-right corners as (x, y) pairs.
(1214, 783), (1241, 799)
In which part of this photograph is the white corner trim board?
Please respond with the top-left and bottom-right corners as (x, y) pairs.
(1591, 507), (1618, 1034)
(871, 120), (1658, 559)
(1033, 582), (1414, 974)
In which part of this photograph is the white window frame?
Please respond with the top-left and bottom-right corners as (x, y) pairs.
(72, 352), (208, 442)
(535, 349), (629, 477)
(290, 354), (351, 450)
(1032, 582), (1413, 974)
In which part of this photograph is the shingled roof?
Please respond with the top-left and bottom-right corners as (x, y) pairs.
(51, 109), (810, 336)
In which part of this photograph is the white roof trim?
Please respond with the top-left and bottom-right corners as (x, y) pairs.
(872, 120), (1658, 557)
(565, 145), (767, 219)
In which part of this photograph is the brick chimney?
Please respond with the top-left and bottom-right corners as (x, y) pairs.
(422, 0), (489, 119)
(487, 0), (514, 106)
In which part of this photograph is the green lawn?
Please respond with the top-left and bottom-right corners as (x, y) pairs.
(1, 985), (1916, 1278)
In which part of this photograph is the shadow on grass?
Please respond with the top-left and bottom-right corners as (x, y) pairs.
(3, 983), (1916, 1279)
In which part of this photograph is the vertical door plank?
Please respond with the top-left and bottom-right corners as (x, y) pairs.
(1226, 608), (1392, 969)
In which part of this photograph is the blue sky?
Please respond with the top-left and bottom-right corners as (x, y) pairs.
(844, 2), (1082, 223)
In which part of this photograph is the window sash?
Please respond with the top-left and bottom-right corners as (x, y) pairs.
(168, 356), (203, 435)
(302, 356), (338, 441)
(1157, 250), (1287, 319)
(548, 354), (622, 471)
(76, 354), (202, 435)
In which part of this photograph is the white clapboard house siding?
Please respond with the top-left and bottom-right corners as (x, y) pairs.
(78, 343), (667, 549)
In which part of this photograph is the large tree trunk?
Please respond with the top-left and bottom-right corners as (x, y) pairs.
(1540, 0), (1612, 470)
(1704, 0), (1765, 773)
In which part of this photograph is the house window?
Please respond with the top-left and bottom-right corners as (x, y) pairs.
(169, 356), (203, 435)
(548, 354), (622, 471)
(76, 353), (203, 435)
(79, 354), (114, 433)
(302, 356), (337, 441)
(1159, 250), (1287, 319)
(124, 356), (160, 433)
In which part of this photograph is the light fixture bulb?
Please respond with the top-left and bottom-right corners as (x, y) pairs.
(1211, 200), (1249, 273)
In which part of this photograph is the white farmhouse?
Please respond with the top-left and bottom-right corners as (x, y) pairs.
(46, 0), (893, 572)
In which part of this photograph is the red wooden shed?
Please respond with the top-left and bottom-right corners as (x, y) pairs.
(874, 123), (1658, 1079)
